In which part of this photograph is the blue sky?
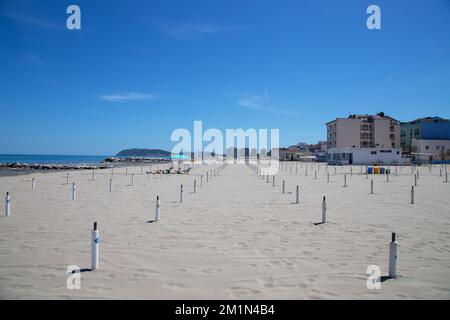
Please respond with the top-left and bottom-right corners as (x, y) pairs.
(0, 0), (449, 155)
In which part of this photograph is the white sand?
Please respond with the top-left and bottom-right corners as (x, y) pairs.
(0, 163), (449, 299)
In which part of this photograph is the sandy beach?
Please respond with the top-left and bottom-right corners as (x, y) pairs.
(0, 163), (449, 299)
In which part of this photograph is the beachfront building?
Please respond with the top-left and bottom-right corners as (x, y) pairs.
(400, 117), (450, 159)
(327, 147), (403, 165)
(410, 139), (450, 163)
(326, 113), (401, 149)
(278, 147), (303, 161)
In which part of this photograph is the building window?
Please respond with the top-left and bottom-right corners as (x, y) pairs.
(390, 134), (395, 140)
(425, 146), (429, 150)
(371, 151), (377, 155)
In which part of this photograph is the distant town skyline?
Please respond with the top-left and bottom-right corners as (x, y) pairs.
(1, 0), (450, 155)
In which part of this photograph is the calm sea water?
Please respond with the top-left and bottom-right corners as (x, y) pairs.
(0, 154), (110, 165)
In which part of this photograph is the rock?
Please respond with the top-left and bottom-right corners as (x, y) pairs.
(101, 157), (171, 164)
(0, 163), (109, 171)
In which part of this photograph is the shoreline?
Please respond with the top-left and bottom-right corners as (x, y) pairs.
(0, 159), (180, 177)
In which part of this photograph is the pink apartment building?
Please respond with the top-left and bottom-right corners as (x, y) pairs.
(326, 112), (401, 149)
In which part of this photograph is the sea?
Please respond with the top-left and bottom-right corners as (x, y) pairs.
(0, 154), (110, 165)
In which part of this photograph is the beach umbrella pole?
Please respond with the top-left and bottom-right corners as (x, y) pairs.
(322, 196), (327, 223)
(155, 196), (160, 221)
(388, 233), (397, 278)
(5, 192), (11, 217)
(72, 182), (76, 200)
(91, 222), (99, 271)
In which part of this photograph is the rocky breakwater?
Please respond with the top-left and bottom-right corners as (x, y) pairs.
(0, 163), (109, 171)
(102, 157), (171, 164)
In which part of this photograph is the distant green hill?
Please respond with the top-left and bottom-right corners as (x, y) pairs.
(116, 149), (171, 157)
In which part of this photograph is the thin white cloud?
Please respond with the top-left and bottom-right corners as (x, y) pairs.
(100, 92), (158, 103)
(238, 90), (300, 117)
(2, 11), (64, 30)
(157, 22), (244, 41)
(22, 51), (42, 64)
(238, 90), (270, 109)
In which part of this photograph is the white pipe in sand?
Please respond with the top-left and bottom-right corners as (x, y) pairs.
(266, 174), (269, 183)
(180, 184), (183, 204)
(155, 195), (160, 221)
(92, 170), (95, 181)
(91, 222), (99, 271)
(71, 182), (76, 200)
(206, 172), (209, 183)
(32, 177), (35, 190)
(131, 174), (134, 186)
(322, 196), (327, 224)
(296, 186), (299, 204)
(327, 173), (330, 183)
(5, 192), (11, 217)
(66, 173), (69, 185)
(194, 180), (197, 193)
(282, 180), (285, 194)
(272, 176), (275, 187)
(386, 173), (389, 182)
(388, 233), (397, 278)
(445, 172), (448, 183)
(344, 174), (347, 187)
(411, 186), (414, 204)
(370, 179), (374, 194)
(200, 175), (203, 187)
(109, 179), (112, 192)
(414, 174), (417, 187)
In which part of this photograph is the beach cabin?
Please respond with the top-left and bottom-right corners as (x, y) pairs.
(327, 147), (403, 165)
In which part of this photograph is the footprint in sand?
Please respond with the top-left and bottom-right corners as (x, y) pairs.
(165, 282), (195, 290)
(203, 267), (223, 274)
(229, 286), (261, 298)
